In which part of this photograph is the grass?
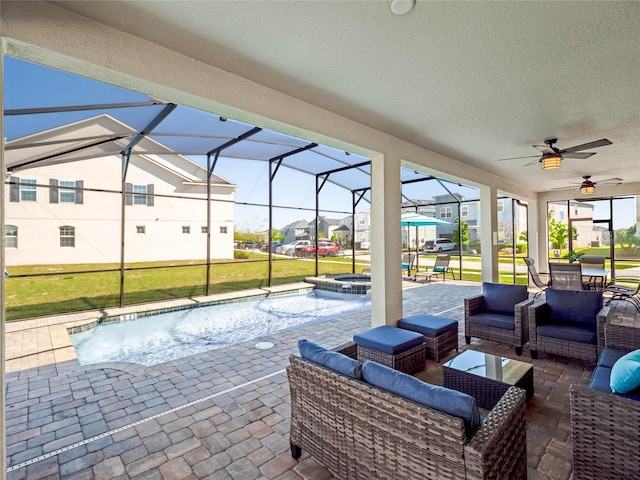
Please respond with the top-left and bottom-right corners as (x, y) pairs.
(6, 250), (638, 320)
(4, 254), (365, 320)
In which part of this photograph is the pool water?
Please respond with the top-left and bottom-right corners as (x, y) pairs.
(70, 290), (371, 366)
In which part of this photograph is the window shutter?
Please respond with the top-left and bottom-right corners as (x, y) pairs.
(49, 179), (59, 204)
(146, 184), (154, 207)
(9, 177), (20, 202)
(75, 180), (84, 204)
(124, 183), (133, 206)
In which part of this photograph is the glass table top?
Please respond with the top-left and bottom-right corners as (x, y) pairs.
(443, 349), (533, 385)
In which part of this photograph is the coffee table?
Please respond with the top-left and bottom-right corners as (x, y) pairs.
(443, 349), (534, 410)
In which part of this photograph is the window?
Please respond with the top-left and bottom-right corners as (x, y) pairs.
(573, 204), (579, 216)
(136, 226), (145, 234)
(133, 185), (148, 205)
(497, 200), (504, 212)
(59, 226), (75, 247)
(461, 205), (469, 217)
(4, 225), (17, 248)
(440, 206), (452, 219)
(219, 226), (227, 234)
(559, 211), (565, 221)
(182, 226), (190, 234)
(201, 226), (208, 234)
(21, 179), (37, 201)
(59, 180), (76, 203)
(125, 183), (154, 206)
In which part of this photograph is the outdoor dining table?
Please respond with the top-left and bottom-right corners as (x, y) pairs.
(581, 267), (610, 290)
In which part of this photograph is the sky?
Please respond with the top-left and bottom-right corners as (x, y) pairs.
(4, 56), (636, 232)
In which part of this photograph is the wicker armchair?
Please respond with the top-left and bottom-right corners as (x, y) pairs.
(570, 321), (640, 479)
(288, 343), (528, 480)
(465, 282), (532, 356)
(529, 289), (610, 362)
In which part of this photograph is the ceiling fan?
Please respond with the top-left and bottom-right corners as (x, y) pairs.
(498, 138), (612, 169)
(551, 175), (622, 194)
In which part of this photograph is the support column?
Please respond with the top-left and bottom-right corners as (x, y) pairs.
(1, 27), (8, 479)
(370, 152), (402, 327)
(479, 185), (499, 282)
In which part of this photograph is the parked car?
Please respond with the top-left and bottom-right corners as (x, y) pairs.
(262, 241), (282, 252)
(296, 241), (340, 257)
(423, 238), (457, 253)
(360, 241), (371, 250)
(277, 240), (311, 256)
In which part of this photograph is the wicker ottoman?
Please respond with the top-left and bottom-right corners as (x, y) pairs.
(397, 314), (459, 361)
(353, 325), (426, 374)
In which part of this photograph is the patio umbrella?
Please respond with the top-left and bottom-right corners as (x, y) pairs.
(400, 212), (452, 271)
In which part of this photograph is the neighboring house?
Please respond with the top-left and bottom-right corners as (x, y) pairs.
(307, 216), (340, 240)
(3, 115), (236, 266)
(279, 220), (310, 244)
(548, 202), (596, 248)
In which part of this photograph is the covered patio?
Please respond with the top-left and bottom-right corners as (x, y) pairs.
(5, 282), (638, 479)
(2, 2), (640, 479)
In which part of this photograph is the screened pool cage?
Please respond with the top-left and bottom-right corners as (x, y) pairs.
(3, 58), (485, 319)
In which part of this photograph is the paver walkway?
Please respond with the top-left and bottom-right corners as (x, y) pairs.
(4, 281), (637, 479)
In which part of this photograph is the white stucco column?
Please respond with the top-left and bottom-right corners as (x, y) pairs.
(1, 20), (8, 480)
(479, 185), (499, 282)
(370, 152), (402, 327)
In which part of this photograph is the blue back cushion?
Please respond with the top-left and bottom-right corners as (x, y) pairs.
(482, 282), (528, 315)
(546, 289), (603, 326)
(362, 360), (481, 435)
(298, 340), (362, 379)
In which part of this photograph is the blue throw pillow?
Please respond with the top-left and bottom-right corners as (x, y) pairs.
(361, 360), (480, 434)
(482, 282), (528, 315)
(298, 339), (362, 379)
(610, 349), (640, 393)
(433, 266), (445, 273)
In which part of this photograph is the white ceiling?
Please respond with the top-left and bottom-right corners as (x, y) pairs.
(51, 0), (640, 193)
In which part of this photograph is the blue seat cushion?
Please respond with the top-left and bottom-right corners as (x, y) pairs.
(469, 312), (516, 331)
(537, 323), (596, 344)
(598, 347), (628, 368)
(397, 315), (458, 337)
(610, 349), (640, 394)
(362, 360), (481, 434)
(433, 266), (446, 273)
(298, 340), (362, 379)
(353, 326), (424, 355)
(546, 289), (603, 326)
(589, 363), (640, 401)
(481, 282), (528, 315)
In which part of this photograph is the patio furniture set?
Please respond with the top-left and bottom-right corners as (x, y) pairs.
(288, 280), (640, 479)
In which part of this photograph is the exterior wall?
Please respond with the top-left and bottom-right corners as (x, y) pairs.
(4, 154), (235, 265)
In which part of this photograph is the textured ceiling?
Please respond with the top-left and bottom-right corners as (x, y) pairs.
(50, 0), (640, 193)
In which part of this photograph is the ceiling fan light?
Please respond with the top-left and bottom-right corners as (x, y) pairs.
(580, 185), (595, 194)
(541, 154), (562, 169)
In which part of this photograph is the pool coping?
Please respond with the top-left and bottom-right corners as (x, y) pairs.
(4, 282), (314, 372)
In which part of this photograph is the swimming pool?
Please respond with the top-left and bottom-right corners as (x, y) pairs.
(70, 290), (371, 366)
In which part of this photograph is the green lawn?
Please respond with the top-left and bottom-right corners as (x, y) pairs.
(4, 254), (366, 320)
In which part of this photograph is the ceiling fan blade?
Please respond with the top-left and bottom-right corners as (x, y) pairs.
(595, 177), (623, 185)
(522, 158), (540, 167)
(533, 145), (554, 154)
(560, 138), (612, 154)
(550, 185), (577, 191)
(563, 152), (596, 159)
(497, 154), (540, 161)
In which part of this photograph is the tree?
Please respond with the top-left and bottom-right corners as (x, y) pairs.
(452, 217), (469, 249)
(615, 225), (640, 253)
(519, 230), (528, 242)
(548, 211), (578, 250)
(271, 230), (285, 242)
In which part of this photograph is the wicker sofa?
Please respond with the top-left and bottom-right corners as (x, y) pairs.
(570, 321), (640, 479)
(288, 342), (527, 480)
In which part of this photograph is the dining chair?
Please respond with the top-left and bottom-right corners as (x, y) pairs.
(523, 257), (549, 299)
(401, 253), (416, 278)
(549, 262), (583, 291)
(579, 256), (606, 290)
(603, 277), (640, 312)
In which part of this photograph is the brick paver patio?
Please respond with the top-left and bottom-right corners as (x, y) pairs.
(4, 281), (637, 479)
